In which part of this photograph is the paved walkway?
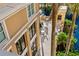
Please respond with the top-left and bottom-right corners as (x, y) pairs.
(41, 21), (52, 56)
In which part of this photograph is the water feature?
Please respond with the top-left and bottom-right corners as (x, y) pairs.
(66, 14), (79, 50)
(74, 16), (79, 50)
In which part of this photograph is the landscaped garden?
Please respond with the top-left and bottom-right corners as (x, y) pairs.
(56, 6), (79, 55)
(40, 3), (79, 56)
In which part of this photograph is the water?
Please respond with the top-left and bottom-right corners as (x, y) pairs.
(66, 14), (79, 50)
(74, 16), (79, 50)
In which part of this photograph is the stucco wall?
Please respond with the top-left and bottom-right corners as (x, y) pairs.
(5, 8), (27, 38)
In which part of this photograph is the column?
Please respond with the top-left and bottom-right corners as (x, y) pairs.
(24, 31), (32, 56)
(35, 3), (41, 55)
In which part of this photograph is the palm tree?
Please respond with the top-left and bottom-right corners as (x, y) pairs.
(51, 3), (58, 56)
(65, 4), (78, 55)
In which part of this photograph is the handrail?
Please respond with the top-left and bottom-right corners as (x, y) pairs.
(3, 10), (40, 50)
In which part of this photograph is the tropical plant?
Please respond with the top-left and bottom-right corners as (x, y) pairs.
(66, 7), (72, 16)
(57, 32), (77, 52)
(70, 37), (77, 49)
(57, 32), (67, 51)
(57, 50), (79, 56)
(65, 19), (72, 25)
(68, 50), (79, 56)
(64, 19), (77, 34)
(57, 32), (67, 45)
(56, 51), (65, 56)
(64, 19), (72, 34)
(65, 4), (78, 54)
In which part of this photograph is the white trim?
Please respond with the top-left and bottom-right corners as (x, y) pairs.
(21, 47), (28, 56)
(2, 23), (28, 49)
(14, 16), (36, 43)
(14, 23), (28, 43)
(30, 34), (36, 47)
(28, 10), (40, 22)
(2, 10), (40, 50)
(7, 46), (12, 52)
(14, 16), (37, 43)
(14, 11), (39, 43)
(2, 21), (10, 40)
(28, 18), (37, 29)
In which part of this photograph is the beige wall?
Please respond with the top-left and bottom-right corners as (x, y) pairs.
(2, 4), (41, 56)
(5, 8), (28, 38)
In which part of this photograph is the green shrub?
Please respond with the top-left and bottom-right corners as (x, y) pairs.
(64, 19), (77, 34)
(56, 50), (79, 56)
(68, 50), (79, 56)
(56, 51), (65, 56)
(65, 19), (72, 26)
(57, 32), (77, 51)
(57, 32), (67, 45)
(71, 37), (77, 48)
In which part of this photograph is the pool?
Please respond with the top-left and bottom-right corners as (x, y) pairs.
(74, 16), (79, 50)
(66, 14), (79, 50)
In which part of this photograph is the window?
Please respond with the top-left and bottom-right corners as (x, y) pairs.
(31, 39), (37, 56)
(28, 3), (34, 17)
(0, 23), (5, 43)
(28, 5), (31, 17)
(58, 15), (62, 20)
(31, 4), (34, 15)
(16, 35), (26, 55)
(29, 23), (36, 40)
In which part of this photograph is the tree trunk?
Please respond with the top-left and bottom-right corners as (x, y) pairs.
(65, 5), (77, 55)
(51, 3), (58, 56)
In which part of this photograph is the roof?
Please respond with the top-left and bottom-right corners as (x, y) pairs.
(0, 3), (29, 21)
(0, 50), (17, 56)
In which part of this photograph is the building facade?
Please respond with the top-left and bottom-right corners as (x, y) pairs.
(0, 3), (68, 56)
(0, 3), (41, 56)
(56, 6), (67, 33)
